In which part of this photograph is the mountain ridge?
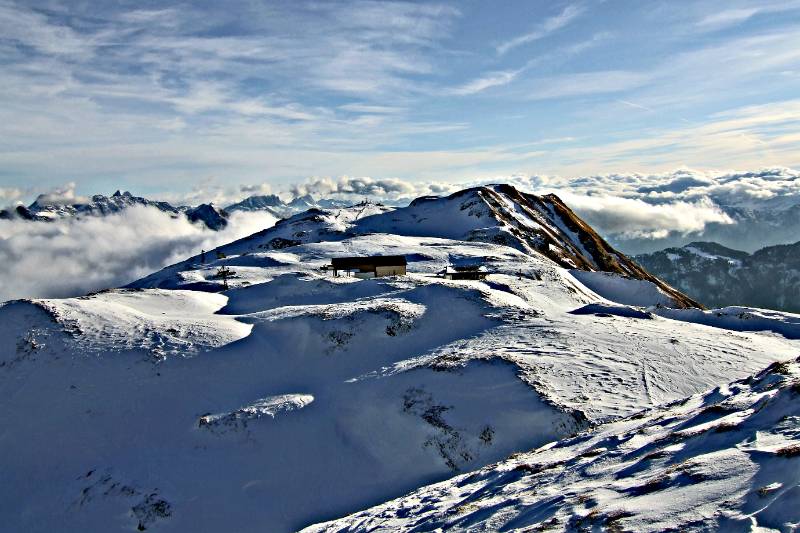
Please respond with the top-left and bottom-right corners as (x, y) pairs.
(224, 193), (352, 218)
(0, 190), (230, 230)
(131, 184), (701, 309)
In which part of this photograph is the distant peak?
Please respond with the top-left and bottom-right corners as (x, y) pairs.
(292, 194), (315, 203)
(29, 193), (47, 206)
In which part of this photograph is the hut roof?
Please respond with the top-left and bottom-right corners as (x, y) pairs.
(331, 255), (407, 269)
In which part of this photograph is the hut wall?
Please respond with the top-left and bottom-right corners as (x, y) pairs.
(375, 265), (406, 277)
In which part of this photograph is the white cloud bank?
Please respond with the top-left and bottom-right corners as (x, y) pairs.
(0, 206), (276, 302)
(488, 166), (800, 238)
(252, 167), (800, 240)
(0, 186), (27, 206)
(288, 175), (455, 200)
(554, 193), (733, 239)
(27, 181), (90, 206)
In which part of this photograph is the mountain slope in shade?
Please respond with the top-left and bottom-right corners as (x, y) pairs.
(636, 241), (800, 312)
(183, 203), (229, 230)
(0, 204), (47, 221)
(305, 356), (800, 533)
(133, 185), (700, 308)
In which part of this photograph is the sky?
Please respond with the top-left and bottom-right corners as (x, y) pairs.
(1, 0), (800, 206)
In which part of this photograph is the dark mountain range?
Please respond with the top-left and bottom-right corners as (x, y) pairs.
(635, 241), (800, 312)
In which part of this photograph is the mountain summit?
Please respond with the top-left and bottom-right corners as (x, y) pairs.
(136, 184), (700, 308)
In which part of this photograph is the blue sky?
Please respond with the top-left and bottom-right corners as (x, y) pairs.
(1, 0), (800, 204)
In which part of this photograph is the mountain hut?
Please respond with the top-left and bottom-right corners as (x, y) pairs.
(330, 255), (407, 278)
(440, 265), (489, 280)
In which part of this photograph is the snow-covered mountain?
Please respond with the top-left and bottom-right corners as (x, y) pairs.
(0, 190), (229, 230)
(224, 193), (287, 216)
(636, 241), (800, 313)
(225, 193), (351, 219)
(2, 184), (799, 532)
(141, 185), (700, 308)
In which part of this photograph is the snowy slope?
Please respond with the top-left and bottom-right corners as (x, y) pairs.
(307, 356), (800, 532)
(2, 184), (799, 532)
(3, 243), (799, 532)
(1, 276), (587, 532)
(132, 185), (700, 308)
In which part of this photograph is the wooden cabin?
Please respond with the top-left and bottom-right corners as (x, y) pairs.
(440, 265), (489, 280)
(330, 255), (407, 278)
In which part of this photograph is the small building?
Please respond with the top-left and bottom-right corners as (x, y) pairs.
(330, 255), (407, 278)
(440, 265), (489, 280)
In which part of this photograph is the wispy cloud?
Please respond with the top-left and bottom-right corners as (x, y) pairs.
(450, 69), (523, 95)
(0, 1), (462, 130)
(0, 0), (471, 178)
(564, 99), (800, 172)
(617, 99), (654, 112)
(496, 4), (584, 55)
(0, 1), (91, 57)
(338, 103), (406, 114)
(696, 8), (760, 29)
(450, 31), (610, 96)
(695, 0), (800, 30)
(523, 70), (650, 100)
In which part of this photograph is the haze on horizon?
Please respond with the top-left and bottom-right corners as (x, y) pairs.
(1, 0), (800, 206)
